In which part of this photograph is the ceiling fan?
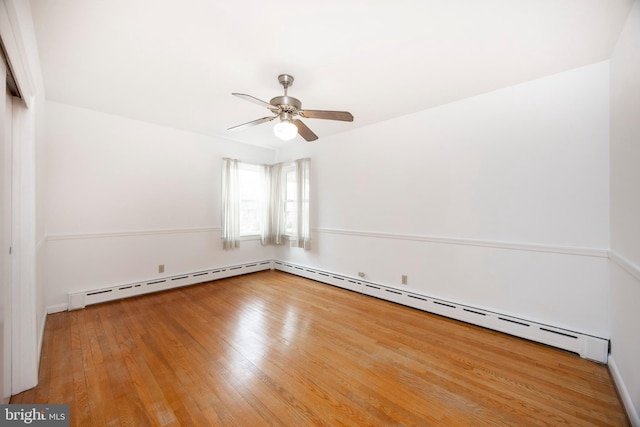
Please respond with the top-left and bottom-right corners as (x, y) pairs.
(228, 74), (354, 141)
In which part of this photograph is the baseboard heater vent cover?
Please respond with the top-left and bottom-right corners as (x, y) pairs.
(68, 260), (273, 310)
(273, 260), (609, 364)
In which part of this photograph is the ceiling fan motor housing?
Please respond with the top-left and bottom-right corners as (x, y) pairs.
(270, 95), (301, 113)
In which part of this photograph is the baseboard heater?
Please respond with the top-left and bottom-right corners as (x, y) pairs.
(67, 258), (609, 363)
(67, 260), (273, 310)
(272, 260), (609, 364)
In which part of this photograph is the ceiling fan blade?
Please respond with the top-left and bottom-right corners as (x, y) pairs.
(299, 110), (354, 122)
(228, 115), (276, 132)
(232, 93), (278, 111)
(293, 119), (318, 142)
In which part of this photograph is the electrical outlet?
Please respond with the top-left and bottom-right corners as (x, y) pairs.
(358, 272), (365, 278)
(158, 264), (165, 273)
(401, 275), (408, 285)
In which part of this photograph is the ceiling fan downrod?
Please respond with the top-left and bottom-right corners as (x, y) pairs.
(278, 74), (294, 96)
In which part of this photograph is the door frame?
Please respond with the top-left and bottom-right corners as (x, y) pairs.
(1, 0), (40, 396)
(1, 45), (13, 405)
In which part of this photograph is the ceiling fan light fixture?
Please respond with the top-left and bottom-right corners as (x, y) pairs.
(274, 120), (298, 140)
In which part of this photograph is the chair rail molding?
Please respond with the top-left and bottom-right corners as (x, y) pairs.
(314, 227), (609, 258)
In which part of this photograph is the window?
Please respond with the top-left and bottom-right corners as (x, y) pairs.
(221, 158), (310, 249)
(238, 163), (264, 236)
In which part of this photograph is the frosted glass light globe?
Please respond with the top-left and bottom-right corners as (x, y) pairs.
(274, 120), (298, 141)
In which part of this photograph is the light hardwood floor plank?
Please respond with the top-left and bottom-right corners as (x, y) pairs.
(12, 271), (629, 426)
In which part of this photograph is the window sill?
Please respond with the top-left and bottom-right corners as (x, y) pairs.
(239, 234), (261, 241)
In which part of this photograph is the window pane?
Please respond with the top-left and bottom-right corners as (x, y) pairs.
(285, 201), (297, 235)
(238, 165), (263, 236)
(286, 175), (296, 202)
(285, 169), (297, 235)
(240, 200), (261, 234)
(239, 169), (261, 199)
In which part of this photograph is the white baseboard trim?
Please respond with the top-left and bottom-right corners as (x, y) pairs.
(47, 303), (68, 314)
(67, 260), (273, 310)
(608, 355), (640, 427)
(273, 260), (609, 364)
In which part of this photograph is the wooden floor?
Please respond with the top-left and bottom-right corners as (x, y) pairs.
(13, 271), (628, 426)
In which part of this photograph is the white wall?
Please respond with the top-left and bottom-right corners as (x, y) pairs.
(609, 0), (640, 424)
(276, 61), (610, 338)
(44, 101), (276, 308)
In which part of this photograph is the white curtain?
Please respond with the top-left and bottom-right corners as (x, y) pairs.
(260, 158), (311, 249)
(293, 158), (311, 249)
(223, 157), (311, 250)
(261, 163), (285, 246)
(221, 158), (240, 249)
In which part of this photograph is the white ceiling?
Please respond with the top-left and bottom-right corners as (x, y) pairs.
(29, 0), (633, 149)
